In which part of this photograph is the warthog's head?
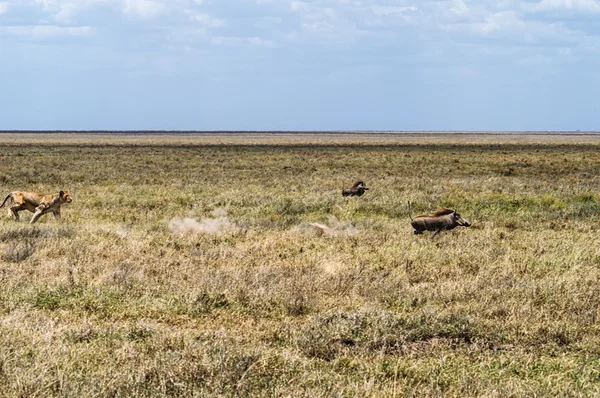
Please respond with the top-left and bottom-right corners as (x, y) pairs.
(453, 211), (470, 227)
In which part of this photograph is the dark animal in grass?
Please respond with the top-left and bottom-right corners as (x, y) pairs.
(342, 181), (369, 197)
(408, 201), (471, 236)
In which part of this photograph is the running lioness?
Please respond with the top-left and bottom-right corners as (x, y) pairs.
(1, 190), (73, 224)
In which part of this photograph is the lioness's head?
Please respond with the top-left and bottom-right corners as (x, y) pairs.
(59, 190), (73, 204)
(453, 212), (470, 227)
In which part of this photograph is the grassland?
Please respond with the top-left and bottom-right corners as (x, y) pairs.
(0, 132), (599, 397)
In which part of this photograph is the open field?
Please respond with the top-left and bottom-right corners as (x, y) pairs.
(1, 132), (600, 397)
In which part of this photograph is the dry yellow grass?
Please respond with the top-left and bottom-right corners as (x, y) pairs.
(0, 132), (599, 397)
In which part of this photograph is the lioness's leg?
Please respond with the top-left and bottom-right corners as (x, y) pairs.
(53, 209), (61, 220)
(9, 204), (22, 221)
(30, 205), (47, 224)
(30, 211), (44, 224)
(8, 194), (25, 221)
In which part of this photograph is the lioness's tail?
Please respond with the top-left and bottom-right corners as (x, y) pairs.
(0, 194), (11, 209)
(407, 201), (413, 221)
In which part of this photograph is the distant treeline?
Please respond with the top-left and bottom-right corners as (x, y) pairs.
(0, 130), (598, 135)
(0, 130), (370, 135)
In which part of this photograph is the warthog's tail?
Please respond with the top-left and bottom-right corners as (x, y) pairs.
(407, 201), (413, 221)
(0, 194), (11, 209)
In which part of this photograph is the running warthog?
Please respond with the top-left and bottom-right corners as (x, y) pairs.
(342, 181), (369, 197)
(408, 201), (471, 236)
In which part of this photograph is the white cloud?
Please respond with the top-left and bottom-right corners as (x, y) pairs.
(189, 12), (224, 28)
(300, 20), (368, 44)
(4, 0), (600, 67)
(33, 0), (77, 22)
(247, 36), (277, 47)
(0, 25), (96, 40)
(371, 6), (417, 17)
(450, 0), (469, 15)
(254, 16), (282, 29)
(210, 35), (277, 48)
(440, 9), (583, 46)
(524, 0), (600, 13)
(31, 0), (170, 21)
(290, 1), (307, 12)
(122, 0), (165, 19)
(32, 0), (116, 23)
(465, 11), (524, 35)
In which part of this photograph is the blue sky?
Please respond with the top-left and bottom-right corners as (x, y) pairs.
(0, 0), (599, 131)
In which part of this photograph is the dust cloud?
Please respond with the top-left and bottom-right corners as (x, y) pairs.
(168, 208), (237, 235)
(296, 216), (359, 237)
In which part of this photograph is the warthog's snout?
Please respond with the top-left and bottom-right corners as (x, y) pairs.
(455, 213), (470, 227)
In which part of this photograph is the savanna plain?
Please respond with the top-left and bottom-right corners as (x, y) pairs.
(1, 132), (600, 397)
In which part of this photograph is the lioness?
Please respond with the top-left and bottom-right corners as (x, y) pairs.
(1, 190), (73, 224)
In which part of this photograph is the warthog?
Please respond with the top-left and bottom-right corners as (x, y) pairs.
(408, 201), (471, 236)
(342, 180), (369, 197)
